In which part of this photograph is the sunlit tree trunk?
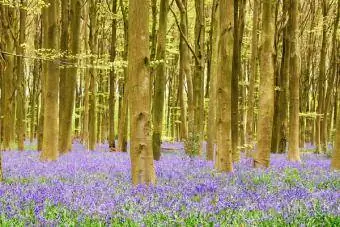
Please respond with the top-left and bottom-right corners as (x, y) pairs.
(118, 0), (129, 152)
(30, 16), (41, 142)
(254, 0), (274, 168)
(88, 0), (98, 150)
(206, 0), (219, 161)
(323, 0), (339, 152)
(278, 0), (290, 154)
(152, 0), (169, 160)
(128, 0), (156, 185)
(215, 0), (233, 172)
(0, 6), (16, 150)
(316, 0), (327, 153)
(16, 0), (27, 151)
(231, 0), (239, 162)
(41, 0), (60, 161)
(176, 0), (190, 141)
(109, 0), (118, 151)
(331, 87), (340, 170)
(193, 0), (205, 156)
(288, 0), (300, 162)
(245, 0), (259, 156)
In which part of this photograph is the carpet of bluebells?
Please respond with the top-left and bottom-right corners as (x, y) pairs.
(0, 141), (339, 226)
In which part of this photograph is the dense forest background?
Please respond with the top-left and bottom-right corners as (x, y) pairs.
(0, 0), (339, 183)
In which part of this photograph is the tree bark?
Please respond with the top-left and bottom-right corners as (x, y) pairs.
(246, 0), (259, 156)
(215, 0), (233, 172)
(254, 0), (275, 168)
(41, 0), (60, 161)
(152, 0), (169, 160)
(192, 0), (205, 156)
(128, 0), (156, 185)
(206, 0), (219, 161)
(288, 0), (300, 162)
(109, 0), (118, 151)
(88, 0), (98, 150)
(16, 0), (27, 151)
(278, 0), (290, 154)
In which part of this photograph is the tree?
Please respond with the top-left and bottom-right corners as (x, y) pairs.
(0, 5), (16, 150)
(215, 0), (233, 172)
(88, 0), (98, 151)
(16, 0), (27, 151)
(254, 0), (275, 168)
(109, 0), (118, 151)
(117, 0), (129, 152)
(331, 85), (340, 170)
(41, 0), (60, 161)
(245, 0), (259, 156)
(192, 0), (205, 156)
(277, 0), (290, 154)
(206, 0), (219, 161)
(128, 0), (156, 184)
(316, 0), (328, 153)
(152, 0), (169, 161)
(288, 0), (300, 162)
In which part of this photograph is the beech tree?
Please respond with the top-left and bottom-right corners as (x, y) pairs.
(254, 0), (275, 168)
(215, 0), (233, 172)
(128, 0), (156, 184)
(40, 0), (60, 161)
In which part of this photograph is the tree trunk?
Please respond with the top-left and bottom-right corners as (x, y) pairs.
(316, 0), (327, 153)
(16, 0), (27, 151)
(246, 0), (259, 156)
(231, 0), (239, 162)
(193, 0), (205, 156)
(288, 0), (300, 162)
(0, 6), (16, 150)
(215, 0), (233, 172)
(152, 0), (169, 160)
(88, 0), (98, 151)
(128, 0), (156, 185)
(109, 0), (118, 151)
(278, 0), (290, 154)
(41, 0), (60, 161)
(118, 0), (128, 152)
(30, 15), (41, 142)
(206, 0), (219, 161)
(331, 85), (340, 170)
(254, 0), (275, 168)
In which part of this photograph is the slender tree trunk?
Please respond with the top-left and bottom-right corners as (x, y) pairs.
(88, 0), (98, 150)
(254, 0), (275, 168)
(109, 0), (118, 151)
(82, 3), (89, 148)
(288, 0), (300, 162)
(176, 0), (189, 141)
(231, 0), (239, 162)
(206, 0), (219, 161)
(246, 0), (259, 156)
(59, 0), (71, 153)
(41, 0), (60, 161)
(316, 0), (327, 153)
(16, 0), (27, 151)
(152, 0), (169, 160)
(128, 0), (156, 185)
(30, 16), (41, 142)
(118, 0), (129, 152)
(215, 0), (233, 172)
(278, 0), (290, 154)
(331, 83), (340, 170)
(193, 0), (205, 156)
(322, 0), (339, 151)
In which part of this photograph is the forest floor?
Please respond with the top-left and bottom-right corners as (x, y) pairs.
(0, 141), (339, 226)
